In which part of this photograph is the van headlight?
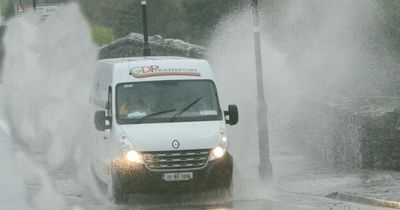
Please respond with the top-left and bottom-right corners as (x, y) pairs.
(212, 146), (225, 159)
(210, 131), (228, 160)
(126, 150), (143, 163)
(119, 133), (143, 163)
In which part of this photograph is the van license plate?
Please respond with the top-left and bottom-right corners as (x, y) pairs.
(162, 172), (193, 181)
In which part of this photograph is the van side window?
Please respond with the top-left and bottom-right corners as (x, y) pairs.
(107, 87), (112, 116)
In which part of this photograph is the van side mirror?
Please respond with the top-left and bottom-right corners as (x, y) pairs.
(94, 110), (111, 131)
(224, 105), (239, 125)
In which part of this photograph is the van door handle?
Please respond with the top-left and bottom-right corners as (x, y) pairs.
(103, 136), (107, 140)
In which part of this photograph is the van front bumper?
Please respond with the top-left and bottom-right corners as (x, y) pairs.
(112, 152), (233, 193)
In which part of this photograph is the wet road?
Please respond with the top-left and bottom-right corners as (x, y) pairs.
(0, 119), (393, 210)
(0, 121), (392, 210)
(0, 89), (392, 210)
(62, 188), (391, 210)
(48, 172), (391, 210)
(114, 193), (388, 210)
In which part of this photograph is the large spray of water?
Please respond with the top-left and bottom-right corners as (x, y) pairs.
(207, 0), (395, 200)
(2, 3), (100, 209)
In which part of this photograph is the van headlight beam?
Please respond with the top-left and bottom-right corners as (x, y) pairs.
(119, 133), (143, 163)
(210, 131), (228, 160)
(212, 146), (225, 159)
(126, 150), (143, 163)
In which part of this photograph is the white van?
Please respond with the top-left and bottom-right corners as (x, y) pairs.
(90, 56), (238, 203)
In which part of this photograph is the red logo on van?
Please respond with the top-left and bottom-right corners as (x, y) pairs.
(129, 65), (201, 78)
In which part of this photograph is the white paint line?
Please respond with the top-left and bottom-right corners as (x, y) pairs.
(0, 117), (11, 136)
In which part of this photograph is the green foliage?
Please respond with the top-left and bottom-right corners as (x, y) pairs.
(0, 0), (9, 14)
(1, 0), (14, 18)
(91, 25), (115, 46)
(146, 0), (186, 40)
(182, 0), (244, 44)
(79, 0), (246, 45)
(376, 0), (400, 55)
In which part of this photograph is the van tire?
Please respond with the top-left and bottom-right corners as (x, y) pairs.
(221, 172), (233, 189)
(218, 166), (233, 190)
(111, 173), (128, 204)
(219, 186), (233, 198)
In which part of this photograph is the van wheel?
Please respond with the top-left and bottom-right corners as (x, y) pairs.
(219, 175), (233, 197)
(111, 173), (128, 204)
(218, 167), (233, 190)
(221, 173), (232, 189)
(219, 186), (233, 198)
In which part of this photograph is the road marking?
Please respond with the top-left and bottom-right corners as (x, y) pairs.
(0, 117), (11, 136)
(327, 192), (400, 209)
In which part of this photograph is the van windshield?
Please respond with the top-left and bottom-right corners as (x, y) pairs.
(116, 80), (222, 124)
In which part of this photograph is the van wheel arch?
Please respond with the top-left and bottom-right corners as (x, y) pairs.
(110, 165), (129, 204)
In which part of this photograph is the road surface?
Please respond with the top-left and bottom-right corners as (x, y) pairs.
(0, 126), (391, 210)
(0, 88), (392, 210)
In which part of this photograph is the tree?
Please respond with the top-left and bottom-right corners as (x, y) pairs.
(182, 0), (245, 44)
(79, 0), (247, 45)
(376, 0), (400, 54)
(80, 0), (184, 39)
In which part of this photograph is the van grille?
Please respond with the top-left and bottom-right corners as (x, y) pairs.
(142, 149), (210, 170)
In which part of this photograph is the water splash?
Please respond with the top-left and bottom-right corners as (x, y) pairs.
(207, 0), (394, 200)
(2, 3), (99, 209)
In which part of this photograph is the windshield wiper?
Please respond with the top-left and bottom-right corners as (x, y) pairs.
(137, 109), (177, 124)
(170, 97), (203, 122)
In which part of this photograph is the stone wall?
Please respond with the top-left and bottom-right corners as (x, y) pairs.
(286, 96), (400, 170)
(98, 33), (207, 59)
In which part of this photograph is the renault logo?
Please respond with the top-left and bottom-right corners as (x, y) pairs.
(172, 140), (180, 149)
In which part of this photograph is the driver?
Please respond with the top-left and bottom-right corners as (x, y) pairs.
(119, 90), (150, 117)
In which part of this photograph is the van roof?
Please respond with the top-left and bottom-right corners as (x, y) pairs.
(99, 56), (201, 65)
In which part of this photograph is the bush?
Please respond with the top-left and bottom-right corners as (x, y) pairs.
(91, 25), (115, 46)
